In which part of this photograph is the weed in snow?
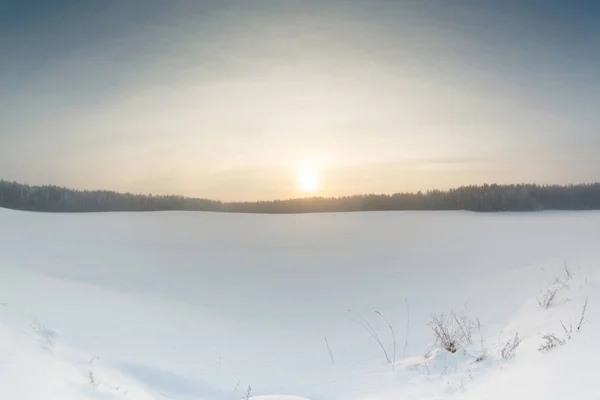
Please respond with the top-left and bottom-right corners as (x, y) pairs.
(538, 333), (565, 352)
(501, 332), (521, 359)
(577, 297), (588, 332)
(89, 356), (100, 388)
(349, 309), (397, 368)
(537, 284), (588, 353)
(324, 336), (335, 364)
(537, 288), (558, 309)
(472, 318), (487, 362)
(560, 320), (573, 340)
(429, 310), (477, 353)
(30, 320), (58, 351)
(564, 264), (573, 281)
(243, 385), (252, 400)
(402, 298), (410, 359)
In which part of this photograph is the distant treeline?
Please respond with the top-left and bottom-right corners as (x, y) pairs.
(2, 179), (600, 213)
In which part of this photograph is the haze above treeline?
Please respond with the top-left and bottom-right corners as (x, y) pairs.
(3, 179), (600, 213)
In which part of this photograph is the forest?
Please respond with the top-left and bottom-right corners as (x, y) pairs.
(2, 179), (600, 213)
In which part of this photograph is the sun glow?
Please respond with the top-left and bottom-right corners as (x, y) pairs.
(297, 162), (321, 193)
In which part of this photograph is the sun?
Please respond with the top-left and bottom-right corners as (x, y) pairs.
(297, 166), (320, 193)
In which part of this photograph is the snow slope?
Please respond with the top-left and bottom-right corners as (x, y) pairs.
(0, 208), (598, 399)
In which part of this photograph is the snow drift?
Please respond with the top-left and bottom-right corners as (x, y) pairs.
(0, 208), (599, 399)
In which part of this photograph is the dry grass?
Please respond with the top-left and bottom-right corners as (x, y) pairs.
(244, 385), (252, 400)
(325, 336), (335, 364)
(501, 332), (521, 359)
(429, 310), (476, 353)
(561, 320), (573, 340)
(349, 309), (397, 368)
(538, 333), (565, 352)
(89, 356), (100, 388)
(577, 297), (588, 332)
(537, 288), (558, 309)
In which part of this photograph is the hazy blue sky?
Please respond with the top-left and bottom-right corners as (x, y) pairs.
(1, 0), (600, 200)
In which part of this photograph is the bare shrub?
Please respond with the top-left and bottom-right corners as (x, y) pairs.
(429, 313), (459, 353)
(453, 312), (475, 345)
(577, 297), (588, 332)
(501, 332), (521, 359)
(538, 333), (564, 352)
(429, 310), (476, 353)
(537, 288), (558, 309)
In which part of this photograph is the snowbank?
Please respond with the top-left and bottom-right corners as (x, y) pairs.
(0, 209), (598, 399)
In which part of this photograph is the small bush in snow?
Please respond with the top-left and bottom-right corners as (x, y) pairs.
(429, 310), (476, 353)
(501, 332), (521, 359)
(537, 288), (558, 309)
(538, 333), (565, 352)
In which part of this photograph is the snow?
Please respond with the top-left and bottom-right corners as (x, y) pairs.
(0, 208), (599, 399)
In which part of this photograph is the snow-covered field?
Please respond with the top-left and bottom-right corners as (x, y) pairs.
(0, 208), (598, 399)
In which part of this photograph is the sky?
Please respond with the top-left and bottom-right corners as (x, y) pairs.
(1, 0), (600, 201)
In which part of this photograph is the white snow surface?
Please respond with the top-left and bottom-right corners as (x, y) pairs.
(0, 208), (599, 399)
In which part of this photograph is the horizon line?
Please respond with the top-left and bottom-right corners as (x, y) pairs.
(3, 178), (600, 204)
